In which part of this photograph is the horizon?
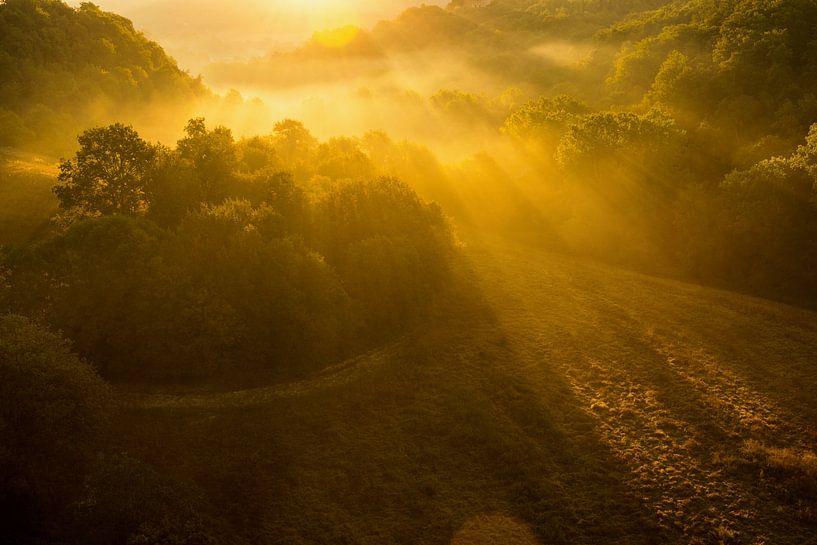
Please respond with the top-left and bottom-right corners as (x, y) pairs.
(67, 0), (449, 73)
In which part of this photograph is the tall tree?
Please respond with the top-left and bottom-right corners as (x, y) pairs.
(177, 118), (238, 204)
(53, 123), (157, 216)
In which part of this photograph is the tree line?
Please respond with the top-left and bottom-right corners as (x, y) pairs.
(1, 119), (457, 382)
(0, 115), (459, 542)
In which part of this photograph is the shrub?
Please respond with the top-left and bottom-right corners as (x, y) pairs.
(0, 314), (111, 532)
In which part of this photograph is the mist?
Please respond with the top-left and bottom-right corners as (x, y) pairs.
(4, 2), (817, 545)
(66, 0), (448, 72)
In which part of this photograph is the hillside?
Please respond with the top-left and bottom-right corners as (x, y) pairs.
(0, 149), (58, 245)
(3, 1), (817, 543)
(205, 1), (674, 94)
(119, 235), (817, 544)
(0, 0), (206, 154)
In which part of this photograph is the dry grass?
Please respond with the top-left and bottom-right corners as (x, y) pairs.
(741, 440), (817, 479)
(451, 514), (539, 544)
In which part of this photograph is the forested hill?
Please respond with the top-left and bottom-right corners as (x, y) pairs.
(602, 0), (817, 154)
(207, 0), (676, 91)
(0, 0), (207, 154)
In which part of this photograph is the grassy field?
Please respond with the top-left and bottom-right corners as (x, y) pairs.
(0, 148), (58, 245)
(118, 235), (817, 545)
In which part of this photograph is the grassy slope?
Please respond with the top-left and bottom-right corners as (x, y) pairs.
(119, 235), (817, 544)
(0, 149), (57, 245)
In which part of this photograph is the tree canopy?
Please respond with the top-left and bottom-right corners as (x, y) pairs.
(54, 123), (158, 216)
(0, 314), (111, 531)
(0, 0), (205, 153)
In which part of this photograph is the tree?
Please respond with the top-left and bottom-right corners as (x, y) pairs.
(501, 95), (590, 148)
(73, 454), (219, 545)
(177, 118), (238, 204)
(556, 110), (686, 191)
(315, 137), (376, 181)
(53, 123), (157, 216)
(0, 314), (111, 533)
(271, 119), (318, 179)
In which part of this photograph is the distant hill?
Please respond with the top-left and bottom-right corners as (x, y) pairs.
(603, 0), (817, 145)
(205, 1), (678, 94)
(0, 0), (207, 154)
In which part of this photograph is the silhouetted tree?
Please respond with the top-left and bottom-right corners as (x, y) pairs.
(53, 123), (157, 217)
(177, 118), (239, 204)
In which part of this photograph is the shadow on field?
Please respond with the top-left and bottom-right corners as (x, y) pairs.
(115, 240), (667, 545)
(113, 232), (817, 544)
(464, 232), (817, 544)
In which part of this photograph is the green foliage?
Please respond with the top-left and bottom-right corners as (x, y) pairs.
(2, 215), (238, 380)
(430, 89), (500, 127)
(4, 2), (817, 543)
(145, 147), (200, 228)
(0, 314), (111, 530)
(713, 0), (817, 97)
(270, 119), (319, 180)
(373, 5), (486, 50)
(315, 137), (376, 181)
(607, 0), (817, 143)
(556, 109), (686, 191)
(310, 177), (455, 333)
(1, 213), (348, 381)
(341, 235), (436, 333)
(74, 454), (220, 545)
(645, 50), (712, 126)
(236, 135), (280, 173)
(0, 107), (35, 147)
(0, 0), (205, 154)
(170, 201), (357, 374)
(177, 118), (238, 204)
(54, 123), (158, 216)
(311, 177), (453, 263)
(502, 95), (590, 144)
(3, 120), (457, 382)
(253, 171), (309, 234)
(674, 124), (817, 301)
(608, 23), (711, 104)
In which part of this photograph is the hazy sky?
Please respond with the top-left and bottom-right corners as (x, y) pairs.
(70, 1), (447, 73)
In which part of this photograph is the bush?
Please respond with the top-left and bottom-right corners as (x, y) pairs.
(73, 455), (220, 545)
(0, 314), (111, 533)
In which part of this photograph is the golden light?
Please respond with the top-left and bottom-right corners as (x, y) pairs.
(286, 0), (342, 7)
(312, 26), (361, 48)
(278, 0), (358, 23)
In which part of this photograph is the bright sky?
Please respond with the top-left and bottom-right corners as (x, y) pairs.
(70, 1), (447, 72)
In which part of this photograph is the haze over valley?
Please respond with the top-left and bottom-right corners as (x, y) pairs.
(3, 1), (817, 544)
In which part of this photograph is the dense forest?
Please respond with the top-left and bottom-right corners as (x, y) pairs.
(0, 0), (207, 153)
(2, 117), (457, 382)
(2, 0), (817, 544)
(205, 0), (817, 304)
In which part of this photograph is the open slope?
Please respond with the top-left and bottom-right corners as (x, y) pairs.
(0, 149), (57, 245)
(120, 236), (817, 544)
